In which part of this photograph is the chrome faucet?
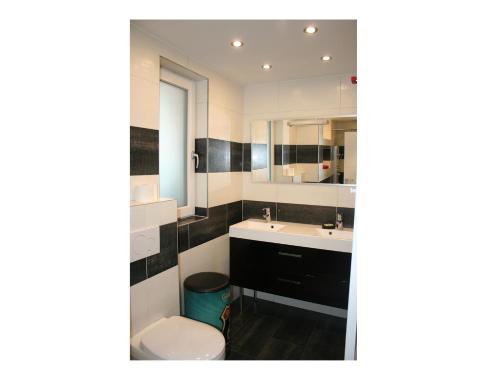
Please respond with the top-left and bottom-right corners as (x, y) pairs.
(262, 208), (271, 223)
(336, 212), (344, 230)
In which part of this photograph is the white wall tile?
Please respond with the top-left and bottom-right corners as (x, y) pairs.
(340, 106), (357, 116)
(242, 172), (278, 202)
(196, 80), (208, 103)
(208, 103), (230, 141)
(147, 267), (180, 324)
(195, 173), (207, 208)
(224, 81), (244, 114)
(130, 199), (177, 232)
(337, 185), (356, 208)
(130, 27), (160, 83)
(130, 204), (146, 232)
(244, 82), (279, 115)
(156, 200), (178, 225)
(195, 102), (208, 138)
(208, 172), (242, 207)
(229, 109), (243, 143)
(277, 75), (341, 113)
(130, 227), (160, 263)
(243, 115), (252, 143)
(207, 75), (227, 109)
(206, 73), (243, 112)
(340, 74), (357, 109)
(207, 104), (243, 142)
(130, 75), (159, 130)
(130, 266), (180, 336)
(130, 279), (150, 336)
(130, 175), (160, 201)
(276, 183), (338, 207)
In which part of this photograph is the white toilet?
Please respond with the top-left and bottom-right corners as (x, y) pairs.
(130, 315), (226, 360)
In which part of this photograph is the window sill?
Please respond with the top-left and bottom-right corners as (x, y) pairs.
(178, 215), (208, 227)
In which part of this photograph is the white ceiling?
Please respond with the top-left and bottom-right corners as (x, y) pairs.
(132, 20), (356, 85)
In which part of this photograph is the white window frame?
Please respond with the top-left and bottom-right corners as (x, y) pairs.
(159, 68), (196, 219)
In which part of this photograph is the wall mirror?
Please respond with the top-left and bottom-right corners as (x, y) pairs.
(250, 117), (357, 185)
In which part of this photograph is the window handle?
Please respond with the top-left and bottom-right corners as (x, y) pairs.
(192, 151), (199, 169)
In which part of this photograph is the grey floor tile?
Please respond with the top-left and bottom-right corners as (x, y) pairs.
(229, 297), (347, 361)
(273, 318), (314, 346)
(300, 328), (345, 360)
(256, 338), (304, 360)
(226, 349), (255, 360)
(231, 314), (283, 358)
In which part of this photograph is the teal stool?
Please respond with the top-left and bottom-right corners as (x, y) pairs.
(184, 272), (231, 341)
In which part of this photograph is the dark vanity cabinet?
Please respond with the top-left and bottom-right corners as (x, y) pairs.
(230, 238), (352, 309)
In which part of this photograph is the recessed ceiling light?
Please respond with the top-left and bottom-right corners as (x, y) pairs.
(230, 40), (243, 48)
(304, 25), (318, 35)
(321, 55), (332, 61)
(261, 64), (272, 70)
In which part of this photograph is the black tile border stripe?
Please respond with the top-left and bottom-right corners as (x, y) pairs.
(130, 126), (159, 176)
(242, 200), (355, 229)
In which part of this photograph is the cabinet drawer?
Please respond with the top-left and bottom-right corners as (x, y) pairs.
(272, 244), (351, 278)
(272, 273), (350, 309)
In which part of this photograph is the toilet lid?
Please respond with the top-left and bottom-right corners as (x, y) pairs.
(140, 316), (225, 360)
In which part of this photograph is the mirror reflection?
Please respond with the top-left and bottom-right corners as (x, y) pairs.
(251, 117), (357, 184)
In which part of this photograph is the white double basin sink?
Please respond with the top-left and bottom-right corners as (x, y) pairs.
(229, 219), (352, 253)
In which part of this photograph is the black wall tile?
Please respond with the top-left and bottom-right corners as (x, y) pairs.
(195, 138), (207, 173)
(274, 144), (283, 165)
(146, 222), (178, 278)
(130, 258), (147, 286)
(208, 138), (230, 172)
(336, 207), (355, 228)
(251, 143), (268, 170)
(282, 144), (297, 165)
(178, 224), (189, 253)
(130, 126), (159, 175)
(290, 145), (297, 164)
(195, 207), (207, 217)
(189, 204), (228, 248)
(277, 203), (337, 225)
(320, 146), (331, 162)
(296, 145), (319, 164)
(243, 143), (252, 171)
(242, 200), (277, 221)
(230, 142), (243, 172)
(228, 200), (243, 226)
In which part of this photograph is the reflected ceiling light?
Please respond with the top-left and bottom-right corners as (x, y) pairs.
(304, 25), (318, 34)
(321, 55), (332, 61)
(288, 118), (329, 127)
(261, 64), (272, 70)
(230, 40), (243, 47)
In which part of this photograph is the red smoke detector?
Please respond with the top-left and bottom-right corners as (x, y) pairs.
(351, 76), (357, 84)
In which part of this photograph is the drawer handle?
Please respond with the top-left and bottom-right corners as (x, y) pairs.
(277, 277), (301, 285)
(278, 251), (302, 258)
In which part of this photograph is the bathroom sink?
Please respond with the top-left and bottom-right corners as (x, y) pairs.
(243, 220), (286, 232)
(229, 219), (352, 253)
(315, 228), (353, 240)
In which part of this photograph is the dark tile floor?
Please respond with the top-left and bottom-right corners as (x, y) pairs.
(226, 297), (347, 360)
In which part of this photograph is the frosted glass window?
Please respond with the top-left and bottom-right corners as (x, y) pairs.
(159, 81), (187, 207)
